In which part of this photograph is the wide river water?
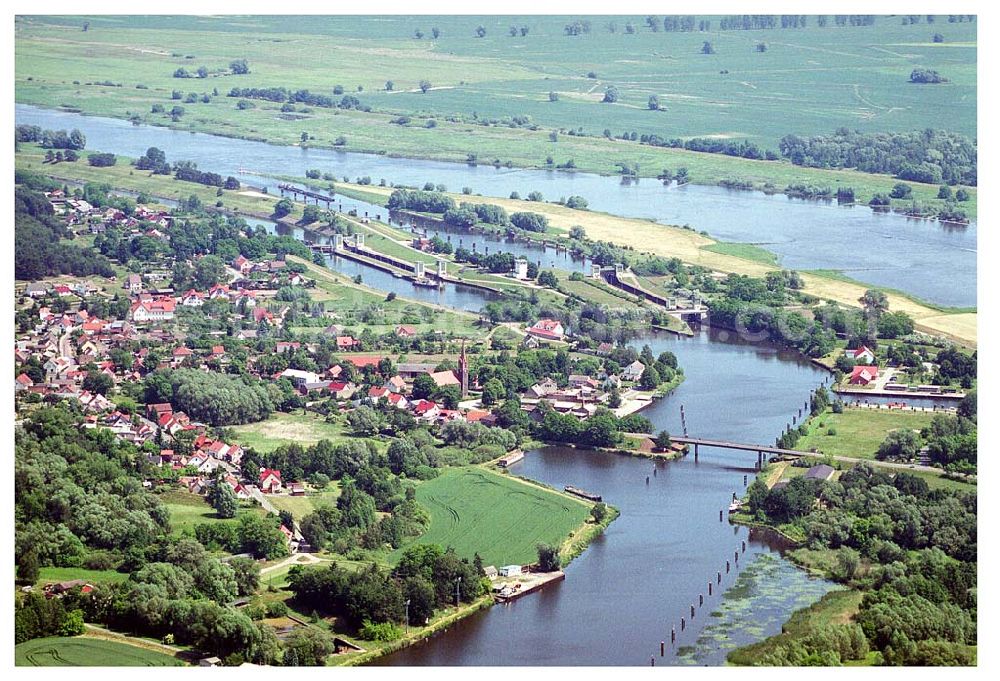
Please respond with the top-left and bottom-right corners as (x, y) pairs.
(16, 104), (975, 307)
(18, 104), (960, 665)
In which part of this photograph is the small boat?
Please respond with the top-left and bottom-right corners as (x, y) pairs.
(565, 485), (602, 502)
(728, 499), (744, 514)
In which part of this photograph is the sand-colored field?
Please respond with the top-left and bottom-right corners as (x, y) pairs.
(343, 184), (975, 346)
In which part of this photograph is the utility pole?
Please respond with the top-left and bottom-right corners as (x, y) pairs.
(404, 599), (410, 634)
(455, 577), (462, 608)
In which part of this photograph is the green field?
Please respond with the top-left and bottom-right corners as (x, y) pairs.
(37, 567), (128, 585)
(158, 489), (265, 534)
(795, 407), (936, 460)
(15, 637), (184, 667)
(391, 467), (591, 567)
(14, 15), (976, 215)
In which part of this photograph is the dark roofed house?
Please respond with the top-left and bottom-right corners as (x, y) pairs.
(804, 464), (836, 481)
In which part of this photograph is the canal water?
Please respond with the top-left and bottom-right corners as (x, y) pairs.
(16, 104), (975, 307)
(376, 329), (837, 666)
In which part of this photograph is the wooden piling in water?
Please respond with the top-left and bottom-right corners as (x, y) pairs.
(690, 604), (695, 618)
(699, 594), (704, 606)
(742, 540), (746, 553)
(681, 617), (686, 631)
(726, 561), (730, 573)
(717, 572), (722, 584)
(708, 582), (712, 596)
(671, 627), (676, 643)
(719, 509), (723, 522)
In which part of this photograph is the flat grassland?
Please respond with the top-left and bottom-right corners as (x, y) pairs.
(15, 637), (184, 667)
(795, 407), (936, 460)
(14, 15), (976, 214)
(391, 467), (592, 567)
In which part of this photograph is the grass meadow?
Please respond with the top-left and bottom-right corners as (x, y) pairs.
(15, 16), (976, 213)
(795, 407), (937, 460)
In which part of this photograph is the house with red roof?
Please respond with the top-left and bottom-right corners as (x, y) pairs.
(844, 346), (876, 364)
(259, 468), (282, 493)
(429, 370), (460, 388)
(849, 365), (879, 386)
(395, 325), (418, 338)
(327, 381), (357, 400)
(342, 355), (383, 369)
(527, 318), (565, 341)
(336, 336), (359, 350)
(232, 255), (252, 276)
(412, 399), (440, 420)
(15, 373), (34, 391)
(130, 297), (176, 323)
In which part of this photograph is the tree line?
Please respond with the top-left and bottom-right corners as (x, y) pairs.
(778, 128), (976, 186)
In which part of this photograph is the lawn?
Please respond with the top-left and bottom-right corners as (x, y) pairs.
(15, 637), (184, 667)
(795, 407), (936, 460)
(391, 467), (591, 567)
(157, 488), (264, 535)
(267, 488), (342, 522)
(231, 411), (353, 452)
(37, 567), (128, 585)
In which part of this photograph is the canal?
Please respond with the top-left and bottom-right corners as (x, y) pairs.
(16, 104), (975, 307)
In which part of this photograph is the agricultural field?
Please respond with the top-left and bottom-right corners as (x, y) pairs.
(15, 637), (184, 667)
(795, 407), (936, 460)
(14, 16), (976, 214)
(391, 467), (592, 567)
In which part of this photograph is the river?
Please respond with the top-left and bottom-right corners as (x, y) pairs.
(16, 103), (945, 665)
(377, 329), (838, 666)
(15, 104), (975, 307)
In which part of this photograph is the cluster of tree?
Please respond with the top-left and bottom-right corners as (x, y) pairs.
(716, 15), (806, 30)
(910, 68), (947, 84)
(194, 513), (293, 560)
(15, 125), (86, 150)
(778, 128), (976, 186)
(533, 405), (652, 448)
(15, 187), (115, 280)
(745, 461), (975, 664)
(453, 248), (537, 278)
(134, 146), (172, 175)
(386, 188), (456, 213)
(15, 407), (170, 572)
(921, 403), (977, 472)
(78, 576), (279, 663)
(15, 592), (86, 644)
(935, 348), (976, 385)
(287, 544), (483, 634)
(226, 86), (369, 111)
(143, 368), (274, 425)
(87, 152), (117, 167)
(709, 297), (836, 359)
(173, 160), (238, 189)
(510, 211), (549, 233)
